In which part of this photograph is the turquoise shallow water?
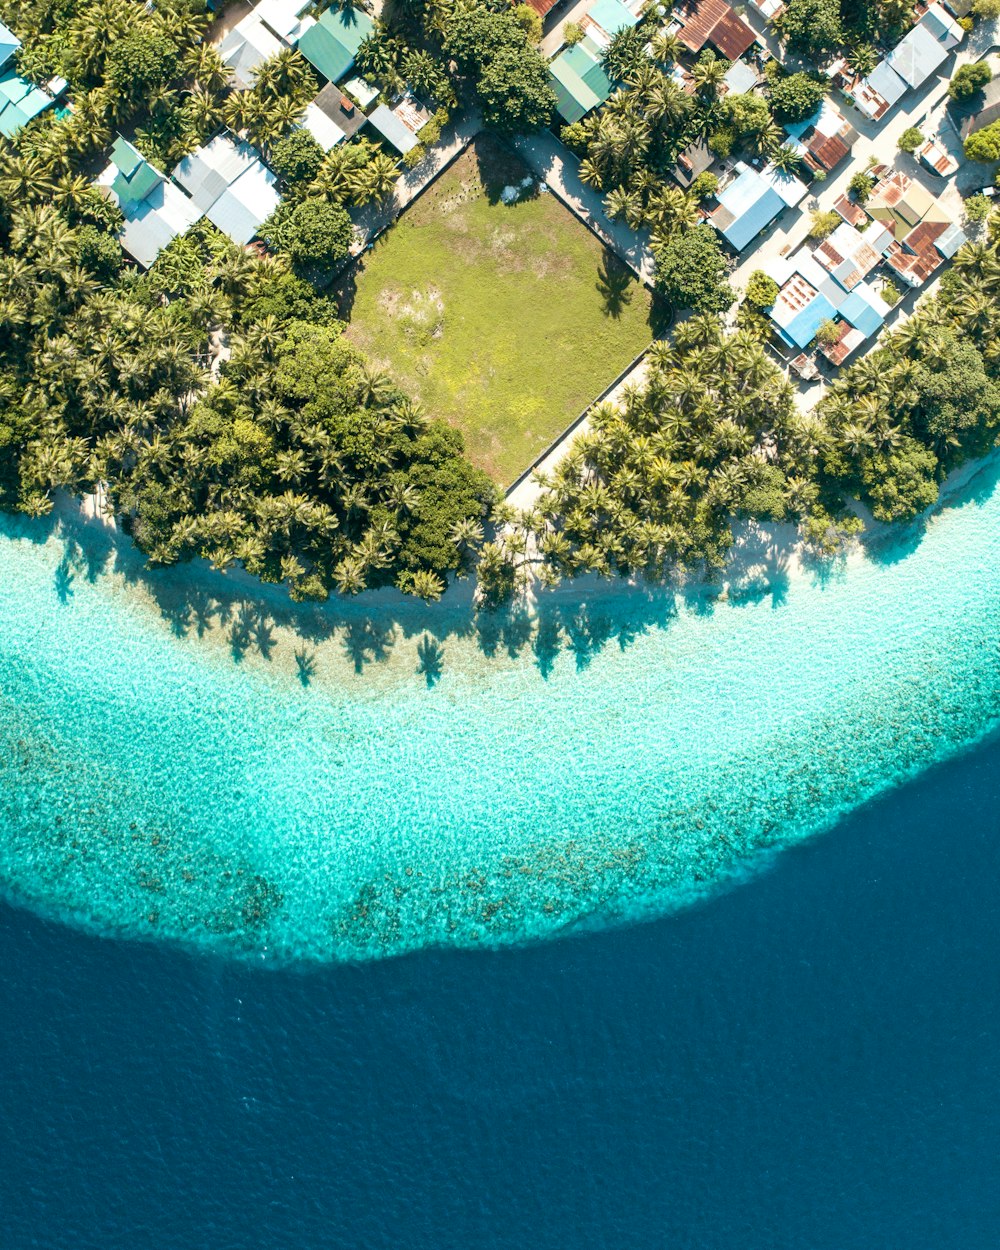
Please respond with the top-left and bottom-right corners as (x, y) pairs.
(1, 460), (999, 963)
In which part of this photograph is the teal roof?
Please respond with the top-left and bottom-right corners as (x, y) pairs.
(0, 69), (52, 138)
(109, 137), (163, 205)
(588, 0), (639, 35)
(0, 20), (19, 72)
(550, 40), (613, 122)
(296, 6), (374, 83)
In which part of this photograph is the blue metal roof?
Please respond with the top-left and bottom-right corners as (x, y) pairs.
(719, 185), (785, 251)
(588, 0), (639, 34)
(782, 293), (838, 349)
(839, 291), (884, 337)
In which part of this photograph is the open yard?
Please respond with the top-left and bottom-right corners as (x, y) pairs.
(338, 136), (658, 484)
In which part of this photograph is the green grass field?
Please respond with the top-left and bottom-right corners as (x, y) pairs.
(339, 136), (657, 484)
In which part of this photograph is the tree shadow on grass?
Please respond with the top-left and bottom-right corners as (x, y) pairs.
(596, 250), (634, 319)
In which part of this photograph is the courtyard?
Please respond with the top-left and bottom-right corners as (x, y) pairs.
(338, 135), (660, 485)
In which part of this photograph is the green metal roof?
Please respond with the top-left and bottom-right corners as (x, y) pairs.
(549, 40), (612, 123)
(296, 6), (373, 83)
(0, 69), (52, 138)
(109, 137), (163, 205)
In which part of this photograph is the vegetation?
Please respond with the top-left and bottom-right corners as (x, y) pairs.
(965, 120), (1000, 163)
(340, 139), (656, 484)
(964, 192), (992, 224)
(775, 0), (916, 61)
(949, 61), (992, 102)
(652, 225), (733, 315)
(898, 126), (924, 154)
(768, 72), (826, 123)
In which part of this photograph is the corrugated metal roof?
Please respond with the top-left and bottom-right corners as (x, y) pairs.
(0, 20), (19, 72)
(367, 103), (419, 154)
(675, 0), (755, 59)
(886, 23), (948, 90)
(205, 162), (280, 244)
(296, 7), (373, 84)
(588, 0), (639, 35)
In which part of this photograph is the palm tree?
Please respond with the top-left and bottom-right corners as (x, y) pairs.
(649, 30), (681, 65)
(770, 144), (802, 175)
(689, 58), (727, 100)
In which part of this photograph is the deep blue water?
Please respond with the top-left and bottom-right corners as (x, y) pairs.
(2, 730), (999, 1249)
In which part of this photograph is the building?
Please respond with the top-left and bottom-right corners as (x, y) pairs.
(253, 0), (313, 43)
(813, 220), (894, 289)
(366, 90), (432, 155)
(172, 133), (281, 245)
(96, 138), (200, 268)
(784, 99), (857, 175)
(549, 39), (614, 123)
(845, 4), (963, 120)
(864, 167), (949, 240)
(916, 135), (959, 177)
(764, 249), (891, 363)
(671, 0), (756, 61)
(306, 81), (368, 148)
(722, 57), (758, 96)
(884, 219), (967, 286)
(218, 13), (284, 88)
(747, 0), (784, 19)
(710, 161), (807, 251)
(0, 20), (56, 139)
(672, 137), (713, 187)
(296, 6), (374, 85)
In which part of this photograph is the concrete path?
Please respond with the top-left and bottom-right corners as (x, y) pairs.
(349, 112), (483, 250)
(510, 131), (657, 284)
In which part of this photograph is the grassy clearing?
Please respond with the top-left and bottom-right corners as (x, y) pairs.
(338, 136), (658, 485)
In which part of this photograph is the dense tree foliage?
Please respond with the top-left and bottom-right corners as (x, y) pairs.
(768, 72), (826, 123)
(965, 120), (1000, 163)
(652, 225), (733, 314)
(949, 61), (992, 102)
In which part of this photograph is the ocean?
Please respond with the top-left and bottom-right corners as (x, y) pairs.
(1, 730), (998, 1248)
(1, 458), (999, 1245)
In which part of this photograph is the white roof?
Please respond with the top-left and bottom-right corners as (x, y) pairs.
(205, 161), (280, 244)
(886, 22), (948, 89)
(762, 162), (808, 207)
(219, 13), (283, 88)
(723, 59), (757, 94)
(853, 60), (908, 117)
(254, 0), (311, 41)
(343, 76), (379, 107)
(97, 159), (200, 268)
(172, 134), (259, 210)
(301, 101), (345, 150)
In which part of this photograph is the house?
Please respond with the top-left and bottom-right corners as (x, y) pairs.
(307, 81), (368, 147)
(884, 219), (967, 286)
(845, 4), (962, 120)
(710, 161), (807, 251)
(722, 57), (758, 96)
(671, 0), (756, 61)
(946, 75), (1000, 141)
(747, 0), (784, 19)
(813, 220), (894, 289)
(832, 193), (868, 228)
(784, 99), (857, 174)
(172, 133), (280, 245)
(366, 90), (432, 155)
(845, 60), (908, 121)
(0, 21), (56, 139)
(296, 5), (374, 85)
(885, 3), (962, 90)
(549, 38), (614, 123)
(916, 135), (959, 177)
(96, 138), (200, 268)
(219, 13), (284, 88)
(764, 249), (891, 362)
(581, 0), (640, 46)
(865, 167), (949, 240)
(672, 137), (713, 187)
(253, 0), (313, 43)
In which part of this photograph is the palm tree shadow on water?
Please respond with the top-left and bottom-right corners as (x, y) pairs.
(12, 459), (993, 688)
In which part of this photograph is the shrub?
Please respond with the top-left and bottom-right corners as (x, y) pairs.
(949, 61), (992, 101)
(965, 120), (1000, 162)
(808, 209), (840, 240)
(964, 192), (992, 223)
(881, 279), (901, 306)
(744, 269), (779, 310)
(689, 171), (719, 200)
(564, 21), (585, 45)
(898, 126), (923, 154)
(768, 72), (825, 123)
(263, 198), (354, 271)
(849, 171), (875, 202)
(814, 318), (841, 347)
(269, 130), (325, 193)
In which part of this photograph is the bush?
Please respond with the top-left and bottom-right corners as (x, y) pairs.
(965, 120), (1000, 162)
(269, 130), (325, 193)
(881, 279), (901, 306)
(653, 225), (734, 314)
(964, 192), (992, 223)
(689, 171), (719, 200)
(564, 21), (585, 45)
(949, 61), (992, 101)
(898, 126), (923, 154)
(814, 318), (841, 347)
(263, 198), (354, 272)
(744, 270), (779, 310)
(768, 72), (825, 123)
(808, 209), (840, 240)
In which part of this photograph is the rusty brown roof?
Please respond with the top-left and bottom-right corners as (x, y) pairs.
(676, 0), (756, 58)
(526, 0), (561, 15)
(807, 131), (850, 171)
(833, 194), (867, 227)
